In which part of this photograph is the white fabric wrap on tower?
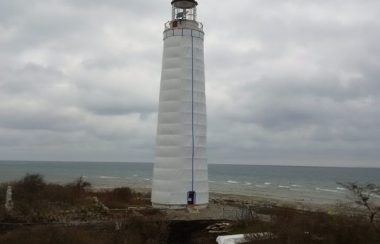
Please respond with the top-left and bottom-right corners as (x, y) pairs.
(152, 27), (208, 208)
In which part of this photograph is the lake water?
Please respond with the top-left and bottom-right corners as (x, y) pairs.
(1, 161), (379, 204)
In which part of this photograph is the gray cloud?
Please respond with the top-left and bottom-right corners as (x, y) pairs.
(0, 0), (379, 167)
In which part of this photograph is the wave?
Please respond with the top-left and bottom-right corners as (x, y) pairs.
(278, 185), (290, 189)
(227, 180), (239, 184)
(336, 187), (346, 191)
(264, 182), (271, 185)
(99, 176), (120, 179)
(244, 182), (252, 185)
(316, 187), (339, 193)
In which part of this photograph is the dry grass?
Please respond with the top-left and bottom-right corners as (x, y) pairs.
(0, 174), (151, 222)
(0, 174), (169, 243)
(236, 205), (380, 244)
(0, 226), (105, 244)
(93, 187), (149, 209)
(1, 174), (93, 221)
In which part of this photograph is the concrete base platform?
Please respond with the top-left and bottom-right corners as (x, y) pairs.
(152, 203), (208, 210)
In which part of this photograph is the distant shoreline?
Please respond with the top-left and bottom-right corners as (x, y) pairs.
(1, 160), (380, 169)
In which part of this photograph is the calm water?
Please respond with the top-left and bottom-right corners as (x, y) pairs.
(1, 161), (379, 204)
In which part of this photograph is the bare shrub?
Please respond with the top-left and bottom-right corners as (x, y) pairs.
(8, 174), (92, 218)
(110, 187), (133, 202)
(10, 174), (47, 217)
(235, 204), (259, 228)
(65, 176), (91, 199)
(339, 182), (380, 224)
(0, 183), (6, 203)
(13, 174), (46, 202)
(94, 187), (146, 209)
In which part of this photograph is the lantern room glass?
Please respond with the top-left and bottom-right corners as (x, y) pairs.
(172, 4), (197, 21)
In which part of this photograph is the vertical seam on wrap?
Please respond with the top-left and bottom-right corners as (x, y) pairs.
(191, 33), (195, 192)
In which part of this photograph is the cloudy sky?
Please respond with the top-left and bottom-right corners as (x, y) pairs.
(0, 0), (379, 167)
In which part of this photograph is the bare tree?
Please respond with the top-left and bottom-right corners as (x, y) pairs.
(339, 182), (380, 224)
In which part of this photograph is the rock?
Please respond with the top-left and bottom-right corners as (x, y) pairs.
(206, 222), (231, 233)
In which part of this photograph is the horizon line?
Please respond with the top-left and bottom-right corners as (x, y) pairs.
(0, 159), (379, 169)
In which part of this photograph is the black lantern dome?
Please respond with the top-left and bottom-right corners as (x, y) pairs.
(171, 0), (198, 9)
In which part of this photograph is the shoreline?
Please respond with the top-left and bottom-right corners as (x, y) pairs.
(93, 186), (338, 214)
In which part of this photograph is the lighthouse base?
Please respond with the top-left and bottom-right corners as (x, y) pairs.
(152, 202), (208, 210)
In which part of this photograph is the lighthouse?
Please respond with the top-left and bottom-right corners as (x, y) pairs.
(152, 0), (208, 209)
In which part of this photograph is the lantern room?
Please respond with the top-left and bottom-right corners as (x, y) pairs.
(171, 0), (198, 21)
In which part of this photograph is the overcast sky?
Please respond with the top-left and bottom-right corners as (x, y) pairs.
(0, 0), (379, 167)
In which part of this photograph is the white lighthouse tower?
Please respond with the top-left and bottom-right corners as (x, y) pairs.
(152, 0), (208, 209)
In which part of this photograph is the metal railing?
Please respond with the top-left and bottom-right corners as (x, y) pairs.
(164, 20), (203, 30)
